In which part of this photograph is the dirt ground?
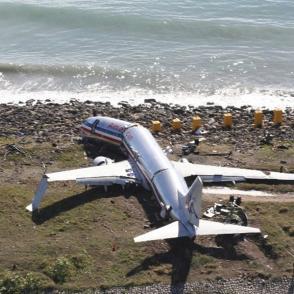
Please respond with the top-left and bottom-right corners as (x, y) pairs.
(0, 134), (293, 291)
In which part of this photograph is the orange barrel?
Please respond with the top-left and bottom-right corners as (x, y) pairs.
(223, 113), (233, 128)
(273, 109), (283, 125)
(192, 116), (201, 130)
(172, 118), (181, 130)
(254, 110), (263, 128)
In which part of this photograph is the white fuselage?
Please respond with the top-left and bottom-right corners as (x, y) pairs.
(81, 116), (196, 236)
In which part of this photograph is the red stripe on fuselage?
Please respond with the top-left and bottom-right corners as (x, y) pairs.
(80, 126), (121, 145)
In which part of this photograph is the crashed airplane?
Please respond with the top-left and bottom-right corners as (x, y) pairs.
(27, 117), (294, 242)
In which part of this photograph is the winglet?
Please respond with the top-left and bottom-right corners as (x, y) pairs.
(25, 203), (33, 212)
(26, 176), (48, 212)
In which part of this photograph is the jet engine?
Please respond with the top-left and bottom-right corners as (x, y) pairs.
(93, 156), (114, 166)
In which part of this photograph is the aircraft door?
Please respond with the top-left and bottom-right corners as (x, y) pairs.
(91, 119), (100, 134)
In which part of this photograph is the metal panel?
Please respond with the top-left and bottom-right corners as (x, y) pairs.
(123, 126), (172, 176)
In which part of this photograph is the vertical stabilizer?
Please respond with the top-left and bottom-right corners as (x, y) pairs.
(185, 176), (203, 225)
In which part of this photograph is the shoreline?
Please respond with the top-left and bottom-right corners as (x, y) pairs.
(1, 90), (294, 110)
(1, 99), (293, 154)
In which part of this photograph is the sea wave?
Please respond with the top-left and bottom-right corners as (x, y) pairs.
(1, 62), (294, 99)
(1, 2), (294, 42)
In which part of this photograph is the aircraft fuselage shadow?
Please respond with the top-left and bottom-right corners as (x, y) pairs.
(31, 175), (248, 292)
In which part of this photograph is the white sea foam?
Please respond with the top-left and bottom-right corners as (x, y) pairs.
(1, 88), (293, 109)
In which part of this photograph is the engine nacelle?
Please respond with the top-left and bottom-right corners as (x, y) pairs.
(93, 156), (114, 166)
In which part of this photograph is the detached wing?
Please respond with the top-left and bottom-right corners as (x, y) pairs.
(26, 160), (137, 212)
(173, 161), (294, 183)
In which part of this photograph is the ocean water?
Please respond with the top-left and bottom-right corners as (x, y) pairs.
(0, 0), (294, 108)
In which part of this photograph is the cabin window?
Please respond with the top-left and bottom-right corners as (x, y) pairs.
(91, 119), (99, 133)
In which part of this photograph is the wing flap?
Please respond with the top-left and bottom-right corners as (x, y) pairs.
(77, 176), (138, 186)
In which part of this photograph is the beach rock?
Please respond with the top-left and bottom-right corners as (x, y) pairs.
(144, 98), (157, 103)
(0, 101), (293, 157)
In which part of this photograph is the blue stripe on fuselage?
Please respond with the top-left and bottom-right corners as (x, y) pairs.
(96, 125), (123, 139)
(83, 123), (123, 139)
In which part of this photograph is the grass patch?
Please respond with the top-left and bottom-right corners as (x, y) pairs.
(244, 202), (294, 262)
(0, 272), (44, 293)
(44, 257), (74, 284)
(253, 143), (294, 171)
(0, 140), (87, 170)
(55, 144), (87, 169)
(191, 253), (214, 268)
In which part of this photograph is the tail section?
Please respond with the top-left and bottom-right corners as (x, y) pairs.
(184, 176), (203, 225)
(134, 219), (260, 242)
(134, 177), (260, 243)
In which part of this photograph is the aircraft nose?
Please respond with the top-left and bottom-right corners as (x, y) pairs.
(80, 118), (92, 135)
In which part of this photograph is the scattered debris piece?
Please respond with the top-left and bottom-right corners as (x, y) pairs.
(203, 196), (249, 249)
(203, 196), (247, 226)
(3, 144), (32, 161)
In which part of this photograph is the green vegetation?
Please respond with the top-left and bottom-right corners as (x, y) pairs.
(0, 272), (42, 294)
(45, 257), (74, 284)
(191, 253), (214, 268)
(244, 202), (294, 262)
(253, 142), (294, 172)
(0, 138), (87, 170)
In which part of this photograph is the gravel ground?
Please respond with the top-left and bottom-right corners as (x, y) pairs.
(52, 276), (293, 293)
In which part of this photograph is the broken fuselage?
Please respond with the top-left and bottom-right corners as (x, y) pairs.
(80, 116), (196, 237)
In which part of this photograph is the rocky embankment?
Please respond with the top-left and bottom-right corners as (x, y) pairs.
(0, 99), (293, 153)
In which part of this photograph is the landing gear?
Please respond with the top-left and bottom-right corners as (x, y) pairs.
(160, 204), (172, 219)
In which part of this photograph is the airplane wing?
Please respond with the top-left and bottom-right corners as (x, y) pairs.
(26, 160), (138, 212)
(134, 220), (260, 242)
(172, 161), (294, 183)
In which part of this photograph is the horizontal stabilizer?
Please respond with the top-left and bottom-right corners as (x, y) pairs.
(134, 221), (191, 242)
(134, 220), (260, 242)
(196, 219), (260, 235)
